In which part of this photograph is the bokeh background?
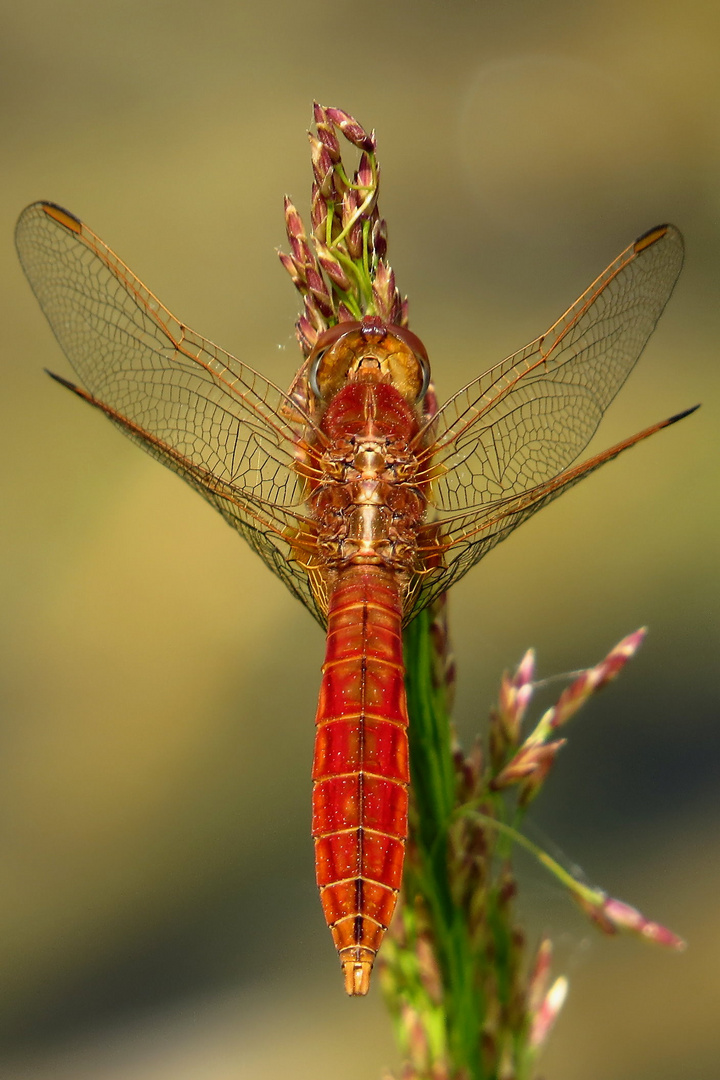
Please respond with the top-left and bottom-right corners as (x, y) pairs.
(1, 1), (718, 1077)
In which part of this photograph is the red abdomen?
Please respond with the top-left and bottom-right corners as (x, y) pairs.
(312, 564), (409, 995)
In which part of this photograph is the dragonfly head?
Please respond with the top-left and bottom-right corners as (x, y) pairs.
(308, 316), (430, 405)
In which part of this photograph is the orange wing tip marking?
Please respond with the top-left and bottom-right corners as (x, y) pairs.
(340, 947), (375, 996)
(633, 223), (670, 254)
(42, 203), (82, 234)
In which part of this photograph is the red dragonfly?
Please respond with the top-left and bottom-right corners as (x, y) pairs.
(16, 202), (694, 995)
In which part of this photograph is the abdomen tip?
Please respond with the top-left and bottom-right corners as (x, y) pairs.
(341, 949), (375, 995)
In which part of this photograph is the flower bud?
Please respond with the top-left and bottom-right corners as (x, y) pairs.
(316, 242), (352, 291)
(310, 182), (328, 240)
(372, 259), (397, 322)
(325, 105), (376, 150)
(312, 101), (341, 162)
(303, 293), (329, 332)
(527, 937), (553, 1016)
(295, 314), (318, 356)
(305, 266), (334, 317)
(278, 251), (304, 289)
(356, 150), (374, 189)
(577, 890), (686, 950)
(372, 216), (389, 260)
(308, 133), (335, 198)
(529, 976), (568, 1050)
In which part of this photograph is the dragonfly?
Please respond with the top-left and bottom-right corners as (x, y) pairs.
(16, 201), (695, 995)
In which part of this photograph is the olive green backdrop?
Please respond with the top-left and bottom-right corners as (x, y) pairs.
(1, 0), (717, 1077)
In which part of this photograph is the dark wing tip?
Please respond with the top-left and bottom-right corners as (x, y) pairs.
(45, 368), (80, 393)
(664, 403), (700, 426)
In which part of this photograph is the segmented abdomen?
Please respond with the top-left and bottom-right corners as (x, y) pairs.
(312, 564), (409, 995)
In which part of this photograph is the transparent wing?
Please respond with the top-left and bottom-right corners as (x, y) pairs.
(406, 224), (687, 618)
(406, 406), (695, 620)
(16, 201), (326, 624)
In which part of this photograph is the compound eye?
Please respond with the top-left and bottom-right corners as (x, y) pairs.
(415, 355), (431, 402)
(307, 320), (362, 401)
(309, 349), (327, 400)
(384, 348), (431, 404)
(383, 324), (431, 403)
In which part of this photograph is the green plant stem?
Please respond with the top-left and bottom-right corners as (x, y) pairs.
(404, 608), (486, 1080)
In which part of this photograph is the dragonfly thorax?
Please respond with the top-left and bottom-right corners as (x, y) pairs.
(311, 419), (427, 573)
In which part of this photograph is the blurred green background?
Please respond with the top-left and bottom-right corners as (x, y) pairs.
(1, 0), (718, 1076)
